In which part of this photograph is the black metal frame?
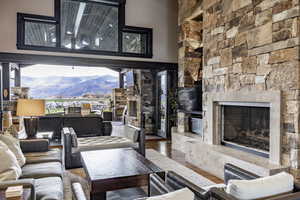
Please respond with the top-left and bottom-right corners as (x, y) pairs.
(155, 70), (169, 139)
(221, 141), (269, 158)
(0, 52), (177, 70)
(17, 0), (153, 58)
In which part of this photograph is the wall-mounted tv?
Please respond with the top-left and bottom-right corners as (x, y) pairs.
(125, 71), (134, 88)
(178, 84), (202, 112)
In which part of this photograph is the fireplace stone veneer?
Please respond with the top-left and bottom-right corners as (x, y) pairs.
(205, 91), (281, 165)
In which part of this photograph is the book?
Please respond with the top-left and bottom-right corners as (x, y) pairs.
(5, 186), (23, 198)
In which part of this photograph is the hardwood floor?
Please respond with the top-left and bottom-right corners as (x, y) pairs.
(146, 140), (223, 184)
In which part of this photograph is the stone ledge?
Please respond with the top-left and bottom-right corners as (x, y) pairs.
(172, 131), (289, 179)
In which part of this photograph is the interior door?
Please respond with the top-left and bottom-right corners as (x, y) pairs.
(156, 71), (168, 138)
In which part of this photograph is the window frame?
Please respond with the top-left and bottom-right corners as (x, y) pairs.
(17, 0), (153, 58)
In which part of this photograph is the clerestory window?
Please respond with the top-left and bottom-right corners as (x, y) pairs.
(17, 0), (153, 58)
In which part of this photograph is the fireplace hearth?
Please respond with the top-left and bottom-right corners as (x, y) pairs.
(220, 102), (270, 157)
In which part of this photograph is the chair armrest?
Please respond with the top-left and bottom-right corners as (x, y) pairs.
(72, 183), (87, 200)
(150, 173), (174, 196)
(267, 192), (300, 200)
(165, 171), (209, 200)
(0, 179), (36, 200)
(138, 129), (145, 156)
(224, 163), (260, 184)
(209, 188), (239, 200)
(294, 182), (300, 192)
(62, 127), (73, 169)
(20, 139), (49, 153)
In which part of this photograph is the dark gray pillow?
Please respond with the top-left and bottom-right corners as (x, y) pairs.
(69, 128), (78, 148)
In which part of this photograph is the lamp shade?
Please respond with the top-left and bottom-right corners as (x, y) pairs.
(17, 99), (45, 117)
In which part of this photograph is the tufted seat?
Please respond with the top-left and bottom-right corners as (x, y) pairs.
(76, 136), (137, 152)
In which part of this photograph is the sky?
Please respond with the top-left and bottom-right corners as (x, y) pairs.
(21, 64), (119, 78)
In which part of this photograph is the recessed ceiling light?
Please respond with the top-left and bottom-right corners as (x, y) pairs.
(109, 24), (113, 28)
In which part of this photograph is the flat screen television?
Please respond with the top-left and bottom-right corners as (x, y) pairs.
(178, 84), (202, 112)
(125, 71), (134, 88)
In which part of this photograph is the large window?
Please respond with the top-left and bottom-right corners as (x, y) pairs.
(61, 0), (119, 51)
(17, 0), (153, 58)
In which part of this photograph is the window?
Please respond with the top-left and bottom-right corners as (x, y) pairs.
(61, 0), (119, 51)
(17, 0), (153, 58)
(122, 32), (146, 54)
(25, 22), (57, 47)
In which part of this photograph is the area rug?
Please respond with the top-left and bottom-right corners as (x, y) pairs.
(146, 149), (215, 187)
(63, 149), (216, 200)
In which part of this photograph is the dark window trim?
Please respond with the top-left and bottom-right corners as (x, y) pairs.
(16, 0), (153, 58)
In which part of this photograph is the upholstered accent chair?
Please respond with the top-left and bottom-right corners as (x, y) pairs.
(62, 125), (145, 169)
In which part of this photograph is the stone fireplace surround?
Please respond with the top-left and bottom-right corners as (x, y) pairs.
(172, 90), (288, 178)
(205, 90), (281, 165)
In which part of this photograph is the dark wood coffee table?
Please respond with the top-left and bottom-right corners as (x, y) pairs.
(81, 148), (164, 200)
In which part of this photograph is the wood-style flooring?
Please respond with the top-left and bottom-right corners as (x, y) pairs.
(146, 139), (223, 184)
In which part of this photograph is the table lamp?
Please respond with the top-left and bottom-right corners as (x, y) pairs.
(17, 99), (45, 138)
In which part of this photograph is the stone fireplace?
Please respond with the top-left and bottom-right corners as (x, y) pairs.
(175, 0), (300, 178)
(206, 91), (281, 165)
(221, 102), (270, 158)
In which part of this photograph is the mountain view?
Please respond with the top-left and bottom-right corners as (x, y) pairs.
(22, 75), (118, 98)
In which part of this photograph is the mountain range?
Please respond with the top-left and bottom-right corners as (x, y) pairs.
(21, 75), (118, 98)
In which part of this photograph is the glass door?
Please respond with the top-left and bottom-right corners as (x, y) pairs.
(156, 71), (168, 138)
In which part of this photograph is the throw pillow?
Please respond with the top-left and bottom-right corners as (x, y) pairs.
(146, 188), (194, 200)
(0, 133), (26, 167)
(226, 172), (294, 200)
(0, 141), (22, 181)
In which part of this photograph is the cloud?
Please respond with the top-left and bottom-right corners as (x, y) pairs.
(22, 64), (119, 78)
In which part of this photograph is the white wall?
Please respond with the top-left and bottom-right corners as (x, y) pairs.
(0, 0), (178, 63)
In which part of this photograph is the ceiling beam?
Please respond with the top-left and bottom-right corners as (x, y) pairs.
(74, 2), (86, 37)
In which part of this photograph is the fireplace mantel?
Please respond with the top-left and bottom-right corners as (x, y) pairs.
(205, 90), (282, 165)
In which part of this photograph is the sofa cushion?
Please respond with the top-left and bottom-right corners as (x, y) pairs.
(21, 162), (63, 179)
(0, 134), (26, 167)
(226, 172), (294, 200)
(0, 141), (22, 181)
(146, 188), (194, 200)
(76, 136), (135, 152)
(35, 177), (63, 200)
(24, 149), (62, 164)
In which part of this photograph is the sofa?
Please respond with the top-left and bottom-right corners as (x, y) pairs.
(38, 115), (111, 139)
(62, 125), (145, 169)
(146, 164), (300, 200)
(0, 139), (64, 200)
